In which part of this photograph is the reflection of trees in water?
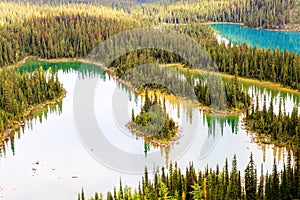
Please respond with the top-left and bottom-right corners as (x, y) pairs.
(0, 104), (63, 158)
(141, 100), (241, 160)
(15, 60), (295, 164)
(203, 113), (240, 137)
(1, 60), (106, 157)
(17, 60), (107, 81)
(248, 85), (300, 114)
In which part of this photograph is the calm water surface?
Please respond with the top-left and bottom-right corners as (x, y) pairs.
(210, 24), (300, 54)
(0, 60), (296, 199)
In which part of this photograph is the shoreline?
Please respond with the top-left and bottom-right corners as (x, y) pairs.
(0, 89), (67, 147)
(207, 22), (300, 32)
(3, 57), (298, 151)
(126, 123), (182, 148)
(4, 57), (280, 115)
(166, 63), (300, 96)
(6, 55), (300, 97)
(241, 119), (293, 153)
(6, 57), (300, 109)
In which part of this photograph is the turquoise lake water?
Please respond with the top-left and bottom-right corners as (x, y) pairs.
(210, 24), (300, 54)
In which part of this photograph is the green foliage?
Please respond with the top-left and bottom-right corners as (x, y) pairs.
(245, 153), (257, 200)
(246, 99), (300, 152)
(129, 0), (296, 29)
(128, 91), (177, 141)
(212, 43), (300, 91)
(0, 3), (140, 67)
(0, 67), (65, 136)
(194, 76), (251, 110)
(190, 183), (204, 200)
(109, 23), (300, 92)
(85, 154), (299, 200)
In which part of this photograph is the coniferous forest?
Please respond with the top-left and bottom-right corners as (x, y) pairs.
(246, 95), (300, 152)
(194, 75), (251, 110)
(79, 153), (299, 200)
(0, 0), (299, 199)
(110, 23), (300, 91)
(0, 67), (65, 142)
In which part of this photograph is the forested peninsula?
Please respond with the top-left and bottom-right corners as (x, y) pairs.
(0, 0), (299, 199)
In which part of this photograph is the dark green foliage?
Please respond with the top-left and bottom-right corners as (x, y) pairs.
(109, 23), (300, 92)
(0, 7), (139, 67)
(128, 0), (296, 30)
(245, 153), (257, 200)
(212, 43), (300, 91)
(246, 99), (300, 152)
(3, 0), (298, 30)
(85, 155), (300, 200)
(128, 91), (177, 141)
(0, 67), (65, 136)
(194, 76), (251, 110)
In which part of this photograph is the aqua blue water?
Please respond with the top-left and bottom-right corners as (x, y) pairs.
(210, 24), (300, 54)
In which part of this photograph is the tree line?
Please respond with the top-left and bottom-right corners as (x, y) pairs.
(0, 3), (298, 92)
(193, 74), (251, 110)
(118, 61), (251, 111)
(245, 94), (300, 153)
(0, 67), (64, 136)
(211, 43), (300, 90)
(130, 0), (296, 29)
(0, 3), (140, 67)
(0, 102), (63, 157)
(109, 23), (300, 91)
(174, 23), (300, 90)
(79, 152), (299, 200)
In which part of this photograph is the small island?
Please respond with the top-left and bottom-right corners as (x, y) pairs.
(127, 91), (178, 146)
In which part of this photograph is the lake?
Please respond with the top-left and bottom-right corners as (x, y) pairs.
(0, 60), (297, 199)
(210, 24), (300, 54)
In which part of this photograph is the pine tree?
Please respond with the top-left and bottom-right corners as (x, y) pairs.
(245, 153), (257, 200)
(258, 164), (264, 200)
(271, 160), (280, 200)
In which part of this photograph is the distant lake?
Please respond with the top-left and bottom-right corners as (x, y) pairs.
(210, 24), (300, 54)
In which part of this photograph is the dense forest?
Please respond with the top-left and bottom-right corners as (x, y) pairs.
(79, 153), (300, 200)
(128, 91), (177, 142)
(193, 74), (251, 110)
(119, 62), (250, 111)
(245, 95), (300, 152)
(0, 1), (299, 199)
(0, 67), (65, 136)
(20, 0), (296, 30)
(0, 3), (140, 67)
(210, 43), (300, 90)
(0, 2), (298, 92)
(130, 0), (297, 29)
(110, 23), (300, 91)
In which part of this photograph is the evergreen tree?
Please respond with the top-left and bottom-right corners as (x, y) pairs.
(245, 153), (257, 200)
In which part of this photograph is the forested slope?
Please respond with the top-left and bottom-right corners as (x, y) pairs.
(129, 0), (298, 30)
(109, 23), (300, 91)
(0, 3), (140, 67)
